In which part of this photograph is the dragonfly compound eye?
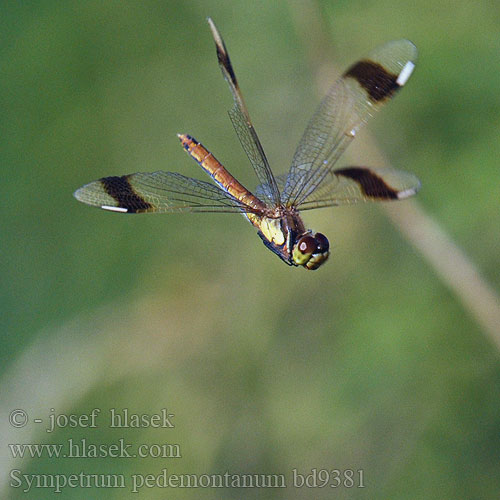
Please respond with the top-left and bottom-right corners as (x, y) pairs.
(314, 233), (329, 253)
(299, 236), (317, 254)
(304, 233), (331, 270)
(292, 235), (317, 266)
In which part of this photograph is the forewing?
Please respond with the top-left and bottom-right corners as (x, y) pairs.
(73, 171), (250, 213)
(283, 39), (417, 206)
(297, 166), (421, 210)
(208, 18), (280, 206)
(255, 174), (288, 201)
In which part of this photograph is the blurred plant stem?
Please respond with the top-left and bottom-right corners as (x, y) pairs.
(288, 0), (500, 350)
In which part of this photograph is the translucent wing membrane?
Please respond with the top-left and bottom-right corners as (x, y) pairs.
(255, 174), (288, 201)
(297, 166), (421, 209)
(208, 18), (280, 206)
(256, 165), (420, 209)
(227, 105), (278, 205)
(74, 171), (250, 213)
(283, 40), (417, 207)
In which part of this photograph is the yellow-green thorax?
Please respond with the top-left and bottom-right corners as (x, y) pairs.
(244, 209), (330, 270)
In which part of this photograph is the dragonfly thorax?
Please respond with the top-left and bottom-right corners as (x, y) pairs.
(247, 208), (330, 270)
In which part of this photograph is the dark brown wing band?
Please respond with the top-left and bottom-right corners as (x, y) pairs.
(344, 60), (401, 103)
(101, 175), (152, 213)
(334, 167), (399, 199)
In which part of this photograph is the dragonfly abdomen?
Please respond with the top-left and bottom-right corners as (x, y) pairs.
(178, 134), (265, 211)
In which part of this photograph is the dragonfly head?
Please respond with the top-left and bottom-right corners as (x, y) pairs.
(292, 232), (330, 270)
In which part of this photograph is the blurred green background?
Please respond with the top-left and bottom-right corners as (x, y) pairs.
(2, 0), (500, 498)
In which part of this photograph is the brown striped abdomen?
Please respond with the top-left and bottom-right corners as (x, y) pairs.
(177, 134), (265, 211)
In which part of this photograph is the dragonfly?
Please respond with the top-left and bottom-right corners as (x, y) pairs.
(74, 18), (420, 270)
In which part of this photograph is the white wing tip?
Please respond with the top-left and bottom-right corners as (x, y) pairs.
(101, 205), (128, 213)
(396, 61), (415, 86)
(397, 187), (418, 199)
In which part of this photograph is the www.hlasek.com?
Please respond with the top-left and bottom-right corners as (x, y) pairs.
(10, 468), (365, 493)
(9, 438), (181, 459)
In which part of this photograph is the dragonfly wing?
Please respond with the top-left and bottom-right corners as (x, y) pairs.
(74, 171), (251, 213)
(297, 166), (421, 210)
(255, 173), (288, 201)
(283, 39), (417, 206)
(208, 18), (281, 206)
